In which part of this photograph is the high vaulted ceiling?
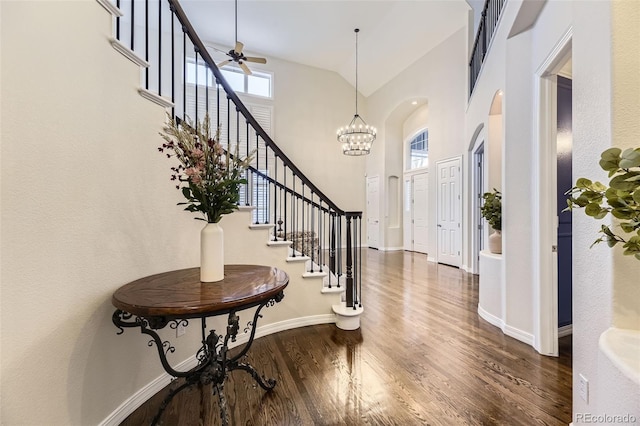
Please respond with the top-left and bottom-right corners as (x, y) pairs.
(181, 1), (471, 97)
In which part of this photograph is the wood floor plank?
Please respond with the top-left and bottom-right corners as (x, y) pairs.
(120, 250), (572, 426)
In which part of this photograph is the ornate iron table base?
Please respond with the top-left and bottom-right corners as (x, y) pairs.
(113, 291), (284, 426)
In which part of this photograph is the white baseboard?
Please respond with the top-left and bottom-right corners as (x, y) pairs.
(504, 324), (534, 346)
(99, 356), (197, 426)
(461, 264), (474, 273)
(99, 314), (336, 426)
(558, 324), (573, 337)
(478, 306), (534, 346)
(478, 306), (504, 329)
(427, 256), (437, 263)
(379, 246), (404, 252)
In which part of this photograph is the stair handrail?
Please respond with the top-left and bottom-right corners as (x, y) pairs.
(168, 0), (349, 216)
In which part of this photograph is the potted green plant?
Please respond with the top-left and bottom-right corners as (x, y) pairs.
(481, 189), (502, 254)
(565, 147), (640, 260)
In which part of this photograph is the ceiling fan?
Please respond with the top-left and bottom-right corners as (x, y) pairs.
(215, 0), (267, 75)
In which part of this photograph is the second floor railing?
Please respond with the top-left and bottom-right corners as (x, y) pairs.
(469, 0), (506, 97)
(109, 0), (363, 310)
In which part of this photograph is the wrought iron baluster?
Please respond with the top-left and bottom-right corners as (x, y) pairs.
(182, 31), (186, 121)
(338, 215), (343, 279)
(330, 212), (336, 279)
(301, 184), (305, 260)
(195, 50), (199, 121)
(359, 214), (363, 307)
(170, 2), (175, 117)
(130, 0), (135, 51)
(318, 201), (323, 273)
(245, 121), (250, 205)
(283, 165), (288, 239)
(309, 193), (315, 272)
(205, 67), (209, 114)
(116, 0), (121, 40)
(216, 77), (221, 131)
(345, 214), (353, 308)
(353, 214), (358, 306)
(273, 156), (278, 241)
(145, 0), (149, 89)
(158, 0), (161, 96)
(291, 177), (296, 256)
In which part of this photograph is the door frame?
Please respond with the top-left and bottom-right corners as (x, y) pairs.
(435, 155), (463, 267)
(471, 138), (486, 275)
(366, 175), (380, 249)
(533, 27), (572, 356)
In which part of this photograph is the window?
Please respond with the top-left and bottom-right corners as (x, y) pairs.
(408, 130), (429, 169)
(184, 62), (274, 222)
(186, 61), (272, 98)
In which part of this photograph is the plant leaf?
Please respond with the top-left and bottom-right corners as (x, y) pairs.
(619, 148), (640, 169)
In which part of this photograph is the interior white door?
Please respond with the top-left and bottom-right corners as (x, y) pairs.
(367, 176), (380, 249)
(412, 172), (429, 254)
(437, 158), (461, 267)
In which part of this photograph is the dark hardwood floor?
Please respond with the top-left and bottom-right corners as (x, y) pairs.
(121, 250), (572, 426)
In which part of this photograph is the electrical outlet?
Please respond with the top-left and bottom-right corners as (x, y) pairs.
(176, 322), (186, 338)
(578, 373), (589, 403)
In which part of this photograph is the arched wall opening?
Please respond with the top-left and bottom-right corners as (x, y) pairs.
(376, 98), (429, 251)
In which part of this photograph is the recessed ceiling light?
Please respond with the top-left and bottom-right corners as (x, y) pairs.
(411, 101), (418, 105)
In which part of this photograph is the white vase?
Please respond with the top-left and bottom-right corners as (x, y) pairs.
(488, 229), (502, 254)
(200, 222), (224, 282)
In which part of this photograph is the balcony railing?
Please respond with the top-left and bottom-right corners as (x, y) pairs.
(469, 0), (506, 96)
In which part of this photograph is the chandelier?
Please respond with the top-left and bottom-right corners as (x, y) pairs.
(337, 28), (376, 156)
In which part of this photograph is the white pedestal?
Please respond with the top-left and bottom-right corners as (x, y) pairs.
(478, 250), (503, 329)
(332, 303), (364, 330)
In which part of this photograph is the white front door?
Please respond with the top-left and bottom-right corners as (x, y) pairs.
(404, 177), (412, 251)
(413, 172), (429, 254)
(437, 157), (462, 267)
(367, 176), (380, 249)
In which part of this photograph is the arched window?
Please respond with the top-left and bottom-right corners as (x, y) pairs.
(408, 130), (428, 169)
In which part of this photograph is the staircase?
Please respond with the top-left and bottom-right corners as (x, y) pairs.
(96, 0), (364, 331)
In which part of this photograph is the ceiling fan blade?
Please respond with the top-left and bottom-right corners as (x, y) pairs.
(234, 41), (244, 54)
(217, 59), (232, 68)
(244, 57), (267, 64)
(239, 62), (252, 75)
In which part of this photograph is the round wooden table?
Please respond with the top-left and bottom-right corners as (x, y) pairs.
(112, 265), (289, 426)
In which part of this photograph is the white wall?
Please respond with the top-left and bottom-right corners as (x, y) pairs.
(572, 0), (640, 420)
(487, 98), (502, 193)
(1, 2), (207, 423)
(2, 1), (229, 422)
(366, 27), (467, 253)
(251, 55), (366, 212)
(610, 1), (640, 332)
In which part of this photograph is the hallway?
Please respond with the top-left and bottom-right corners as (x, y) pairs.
(122, 250), (572, 425)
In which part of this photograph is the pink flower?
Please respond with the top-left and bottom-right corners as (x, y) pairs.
(185, 167), (200, 177)
(185, 166), (204, 185)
